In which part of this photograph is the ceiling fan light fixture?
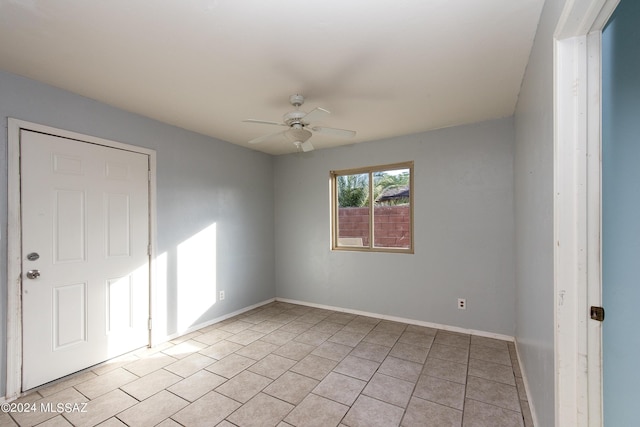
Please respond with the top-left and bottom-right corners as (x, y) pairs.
(286, 127), (312, 143)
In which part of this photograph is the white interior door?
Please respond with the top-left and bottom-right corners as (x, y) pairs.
(20, 130), (150, 390)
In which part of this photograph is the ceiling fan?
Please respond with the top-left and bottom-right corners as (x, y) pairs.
(243, 94), (356, 152)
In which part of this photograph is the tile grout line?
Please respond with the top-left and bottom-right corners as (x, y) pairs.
(459, 334), (471, 427)
(11, 302), (529, 427)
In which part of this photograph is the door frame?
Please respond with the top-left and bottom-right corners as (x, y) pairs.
(6, 118), (157, 400)
(554, 0), (619, 425)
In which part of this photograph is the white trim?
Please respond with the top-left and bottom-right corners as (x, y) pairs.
(554, 34), (588, 427)
(553, 1), (619, 425)
(556, 0), (616, 39)
(148, 147), (158, 348)
(514, 339), (539, 427)
(5, 118), (158, 400)
(585, 30), (604, 427)
(6, 120), (22, 401)
(158, 298), (276, 343)
(275, 297), (514, 342)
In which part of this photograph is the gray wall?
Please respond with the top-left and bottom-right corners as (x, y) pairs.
(602, 1), (640, 423)
(274, 118), (516, 336)
(513, 0), (567, 425)
(0, 70), (276, 396)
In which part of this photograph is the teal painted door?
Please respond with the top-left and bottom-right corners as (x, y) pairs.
(602, 1), (640, 425)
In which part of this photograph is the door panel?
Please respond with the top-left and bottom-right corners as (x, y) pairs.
(107, 276), (133, 332)
(54, 189), (86, 262)
(21, 130), (150, 390)
(105, 193), (131, 257)
(53, 283), (87, 349)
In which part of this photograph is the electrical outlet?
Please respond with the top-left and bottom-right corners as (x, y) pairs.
(219, 291), (225, 301)
(457, 298), (466, 310)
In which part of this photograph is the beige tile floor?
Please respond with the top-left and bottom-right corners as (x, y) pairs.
(2, 302), (534, 427)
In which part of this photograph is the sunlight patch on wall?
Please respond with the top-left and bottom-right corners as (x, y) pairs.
(177, 223), (217, 331)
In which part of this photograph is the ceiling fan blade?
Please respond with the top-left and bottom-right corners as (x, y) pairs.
(302, 107), (330, 123)
(248, 130), (287, 144)
(243, 119), (286, 127)
(311, 126), (356, 139)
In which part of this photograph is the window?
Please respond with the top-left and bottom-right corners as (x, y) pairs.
(331, 161), (413, 253)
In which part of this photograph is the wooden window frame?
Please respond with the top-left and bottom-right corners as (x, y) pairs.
(330, 161), (414, 254)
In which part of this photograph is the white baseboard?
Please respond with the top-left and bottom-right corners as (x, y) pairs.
(155, 298), (276, 344)
(3, 296), (529, 406)
(275, 297), (515, 342)
(276, 297), (538, 419)
(514, 339), (539, 427)
(2, 299), (278, 402)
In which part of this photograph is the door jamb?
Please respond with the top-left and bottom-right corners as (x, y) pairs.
(554, 0), (619, 425)
(5, 118), (157, 400)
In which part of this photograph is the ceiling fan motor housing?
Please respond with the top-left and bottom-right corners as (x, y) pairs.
(283, 110), (306, 126)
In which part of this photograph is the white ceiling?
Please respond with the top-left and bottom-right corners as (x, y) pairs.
(0, 0), (545, 155)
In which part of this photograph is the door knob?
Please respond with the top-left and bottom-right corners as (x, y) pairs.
(26, 270), (41, 279)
